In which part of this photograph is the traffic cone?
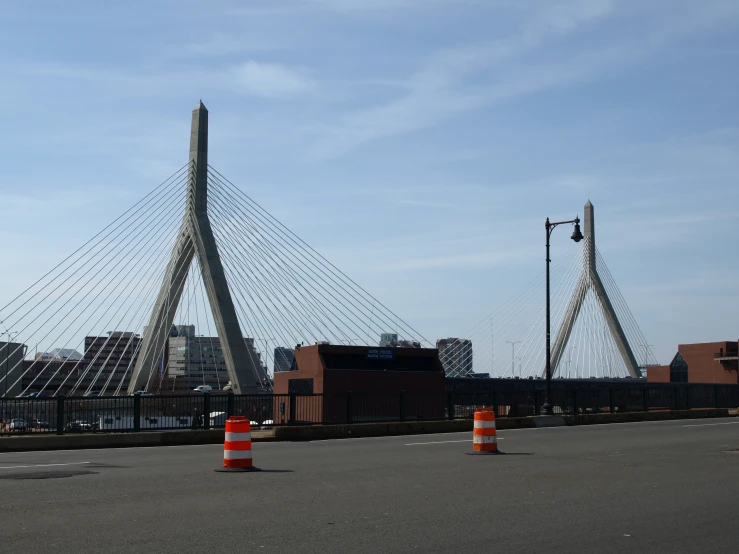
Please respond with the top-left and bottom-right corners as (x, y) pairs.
(215, 416), (261, 472)
(468, 408), (502, 455)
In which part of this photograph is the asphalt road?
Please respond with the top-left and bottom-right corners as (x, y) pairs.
(1, 418), (738, 554)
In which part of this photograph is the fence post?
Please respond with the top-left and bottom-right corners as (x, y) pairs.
(203, 393), (211, 430)
(399, 390), (405, 422)
(227, 391), (234, 418)
(609, 387), (615, 414)
(289, 393), (296, 425)
(572, 388), (578, 416)
(534, 389), (540, 416)
(56, 395), (65, 435)
(684, 385), (691, 411)
(133, 394), (141, 432)
(492, 387), (498, 417)
(447, 391), (454, 420)
(346, 391), (353, 424)
(642, 385), (649, 412)
(713, 385), (719, 409)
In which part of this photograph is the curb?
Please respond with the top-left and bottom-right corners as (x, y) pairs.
(0, 429), (278, 453)
(0, 409), (733, 452)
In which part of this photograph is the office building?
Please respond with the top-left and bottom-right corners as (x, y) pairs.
(1, 341), (27, 398)
(84, 332), (141, 392)
(168, 334), (265, 389)
(436, 338), (473, 378)
(274, 347), (295, 373)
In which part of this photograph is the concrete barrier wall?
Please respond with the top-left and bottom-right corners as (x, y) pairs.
(0, 409), (731, 453)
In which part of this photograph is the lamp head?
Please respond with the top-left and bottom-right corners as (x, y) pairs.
(571, 217), (584, 242)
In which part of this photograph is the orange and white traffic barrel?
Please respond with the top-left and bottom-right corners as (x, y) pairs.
(471, 408), (501, 455)
(215, 416), (261, 472)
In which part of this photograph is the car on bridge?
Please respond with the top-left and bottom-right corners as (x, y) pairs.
(193, 385), (213, 393)
(9, 418), (29, 432)
(64, 420), (92, 433)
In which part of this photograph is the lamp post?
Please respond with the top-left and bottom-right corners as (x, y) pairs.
(260, 338), (276, 378)
(567, 346), (578, 379)
(506, 340), (521, 377)
(515, 355), (525, 378)
(638, 343), (653, 378)
(542, 215), (583, 415)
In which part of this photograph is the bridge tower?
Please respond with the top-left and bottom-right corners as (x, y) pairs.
(546, 201), (640, 378)
(127, 101), (263, 394)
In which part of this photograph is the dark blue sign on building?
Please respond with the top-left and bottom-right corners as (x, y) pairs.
(366, 348), (394, 360)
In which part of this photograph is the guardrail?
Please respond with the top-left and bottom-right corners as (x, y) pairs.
(1, 383), (737, 436)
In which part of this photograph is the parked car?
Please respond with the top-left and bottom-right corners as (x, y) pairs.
(83, 391), (99, 397)
(9, 418), (29, 431)
(132, 390), (153, 396)
(193, 385), (212, 393)
(34, 420), (50, 429)
(64, 420), (92, 433)
(26, 392), (48, 398)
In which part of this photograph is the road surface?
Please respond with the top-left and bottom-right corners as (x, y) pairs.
(1, 418), (738, 553)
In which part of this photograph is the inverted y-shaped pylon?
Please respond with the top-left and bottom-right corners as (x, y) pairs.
(547, 201), (640, 378)
(127, 101), (263, 394)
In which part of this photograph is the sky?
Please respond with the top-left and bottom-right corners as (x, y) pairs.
(1, 0), (738, 365)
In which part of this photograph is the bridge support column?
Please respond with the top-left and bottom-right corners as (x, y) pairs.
(546, 201), (640, 379)
(127, 101), (263, 395)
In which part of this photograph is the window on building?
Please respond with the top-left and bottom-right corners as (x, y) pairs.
(288, 378), (314, 394)
(669, 352), (688, 383)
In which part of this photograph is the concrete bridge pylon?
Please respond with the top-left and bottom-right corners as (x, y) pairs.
(546, 201), (641, 379)
(127, 101), (263, 394)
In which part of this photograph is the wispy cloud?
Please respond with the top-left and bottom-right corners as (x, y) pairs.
(303, 0), (615, 159)
(230, 61), (315, 98)
(168, 34), (291, 58)
(225, 0), (487, 16)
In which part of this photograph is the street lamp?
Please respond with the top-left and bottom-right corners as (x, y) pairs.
(506, 341), (521, 377)
(567, 346), (578, 379)
(515, 355), (525, 378)
(260, 338), (276, 377)
(542, 215), (583, 415)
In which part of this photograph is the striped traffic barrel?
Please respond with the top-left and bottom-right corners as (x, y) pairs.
(215, 416), (261, 472)
(472, 408), (500, 454)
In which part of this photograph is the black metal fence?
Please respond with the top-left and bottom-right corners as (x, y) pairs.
(1, 381), (737, 436)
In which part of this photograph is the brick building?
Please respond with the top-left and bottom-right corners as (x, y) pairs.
(648, 341), (738, 384)
(273, 344), (446, 423)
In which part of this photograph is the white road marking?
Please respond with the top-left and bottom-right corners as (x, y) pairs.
(405, 438), (503, 446)
(683, 421), (739, 428)
(0, 461), (91, 470)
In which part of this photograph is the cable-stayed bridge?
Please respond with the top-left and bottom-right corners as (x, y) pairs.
(438, 204), (658, 379)
(0, 101), (654, 398)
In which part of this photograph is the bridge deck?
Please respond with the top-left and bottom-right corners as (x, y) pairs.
(1, 419), (738, 553)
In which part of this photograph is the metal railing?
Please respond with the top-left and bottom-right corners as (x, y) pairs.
(1, 381), (737, 436)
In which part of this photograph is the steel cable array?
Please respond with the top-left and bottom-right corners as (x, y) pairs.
(0, 164), (428, 396)
(438, 237), (658, 379)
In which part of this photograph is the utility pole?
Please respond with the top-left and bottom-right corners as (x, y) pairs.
(490, 317), (494, 376)
(639, 344), (653, 378)
(567, 346), (578, 379)
(506, 341), (521, 377)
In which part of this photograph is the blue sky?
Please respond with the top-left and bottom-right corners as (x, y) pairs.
(1, 0), (738, 364)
